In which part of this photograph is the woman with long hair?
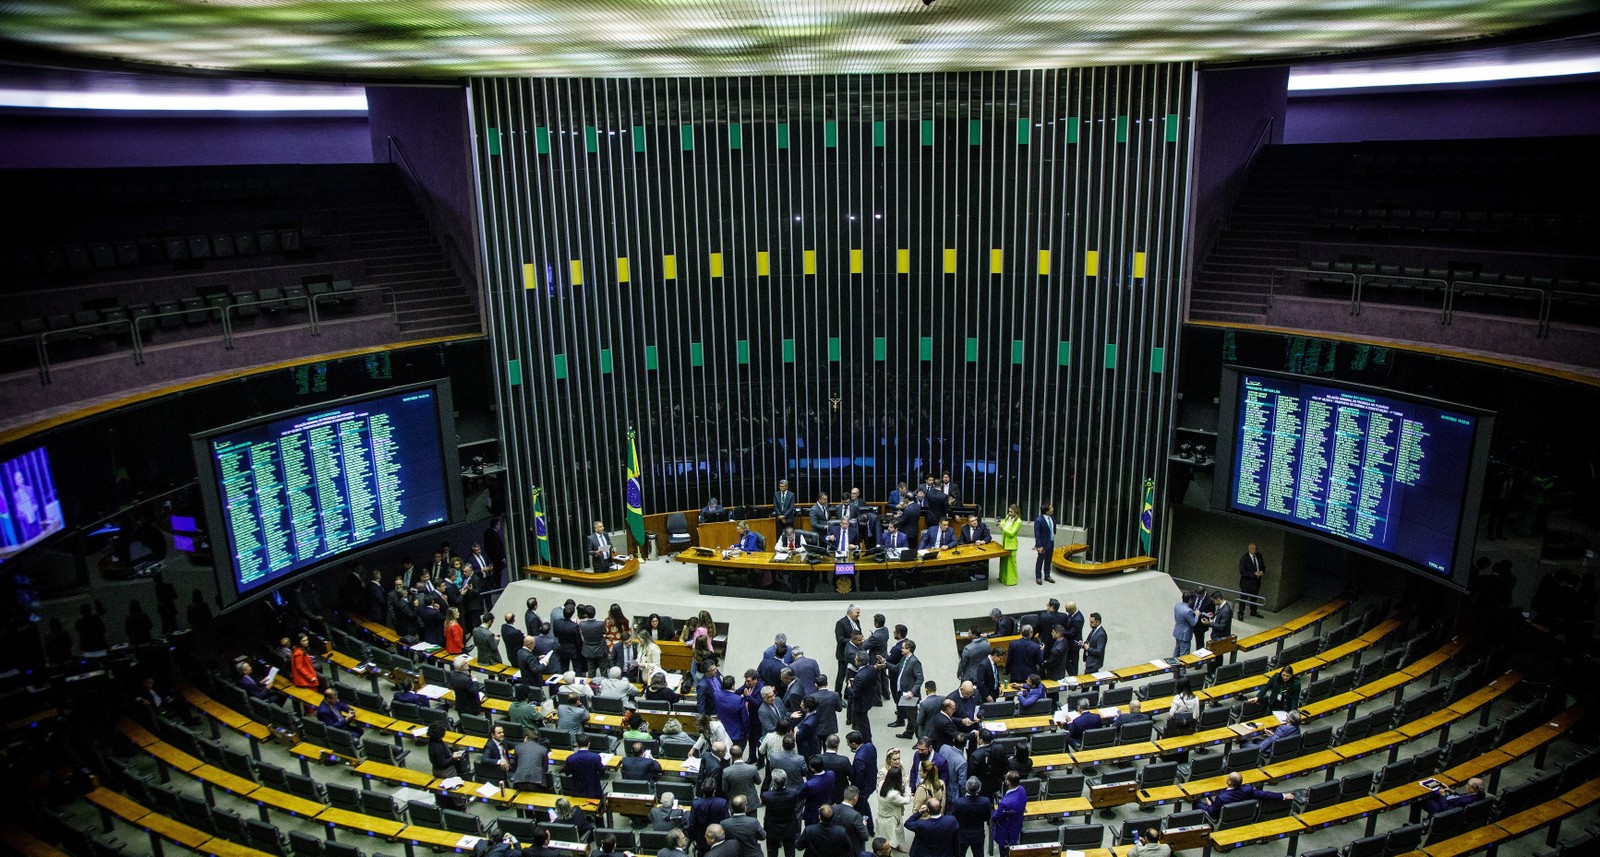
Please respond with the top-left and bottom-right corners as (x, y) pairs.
(605, 603), (631, 648)
(874, 750), (911, 849)
(912, 760), (945, 814)
(443, 607), (465, 655)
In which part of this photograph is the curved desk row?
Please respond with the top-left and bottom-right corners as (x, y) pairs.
(1051, 544), (1158, 576)
(520, 555), (641, 586)
(674, 541), (1008, 600)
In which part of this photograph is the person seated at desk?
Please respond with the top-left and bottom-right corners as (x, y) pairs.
(1256, 710), (1302, 759)
(959, 515), (991, 545)
(984, 608), (1017, 638)
(235, 661), (285, 704)
(1246, 665), (1303, 713)
(878, 522), (910, 556)
(1015, 675), (1046, 710)
(727, 521), (763, 555)
(1410, 778), (1486, 823)
(598, 666), (638, 702)
(646, 673), (683, 706)
(919, 519), (957, 551)
(1065, 698), (1102, 748)
(699, 498), (727, 524)
(888, 481), (912, 511)
(1112, 698), (1152, 729)
(315, 686), (362, 736)
(776, 525), (807, 554)
(827, 518), (860, 555)
(1200, 772), (1292, 820)
(556, 688), (591, 733)
(621, 740), (664, 781)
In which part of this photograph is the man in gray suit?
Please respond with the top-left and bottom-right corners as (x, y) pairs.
(1173, 593), (1199, 658)
(508, 736), (549, 791)
(913, 681), (943, 741)
(830, 787), (871, 854)
(767, 734), (809, 793)
(722, 745), (763, 809)
(891, 641), (924, 736)
(720, 795), (767, 857)
(471, 614), (502, 665)
(957, 630), (990, 684)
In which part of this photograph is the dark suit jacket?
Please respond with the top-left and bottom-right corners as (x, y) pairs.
(919, 527), (956, 550)
(564, 749), (605, 798)
(1032, 515), (1054, 548)
(1043, 637), (1072, 679)
(801, 772), (836, 824)
(820, 753), (854, 802)
(808, 690), (843, 737)
(448, 670), (482, 716)
(830, 803), (869, 853)
(929, 711), (959, 749)
(959, 523), (990, 544)
(481, 736), (512, 767)
(834, 617), (859, 662)
(553, 617), (580, 656)
(721, 813), (767, 857)
(915, 694), (944, 739)
(1083, 625), (1108, 673)
(621, 754), (663, 781)
(974, 656), (1001, 701)
(851, 744), (878, 794)
(760, 786), (803, 839)
(1205, 783), (1285, 819)
(1061, 611), (1085, 646)
(949, 794), (991, 845)
(796, 820), (852, 857)
(501, 623), (527, 662)
(849, 666), (879, 713)
(906, 814), (960, 857)
(1005, 638), (1043, 683)
(1239, 551), (1266, 584)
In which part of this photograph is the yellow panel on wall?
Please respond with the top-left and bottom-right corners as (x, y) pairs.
(990, 249), (1004, 274)
(803, 250), (817, 275)
(616, 256), (630, 283)
(1133, 251), (1148, 279)
(569, 259), (584, 285)
(709, 252), (724, 278)
(896, 248), (910, 274)
(943, 248), (957, 273)
(756, 251), (771, 276)
(1037, 250), (1051, 275)
(523, 262), (536, 290)
(662, 254), (677, 280)
(850, 249), (863, 274)
(1085, 250), (1100, 277)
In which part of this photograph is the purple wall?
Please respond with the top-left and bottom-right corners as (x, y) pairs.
(1190, 67), (1289, 276)
(0, 110), (372, 168)
(1285, 77), (1600, 143)
(365, 87), (481, 292)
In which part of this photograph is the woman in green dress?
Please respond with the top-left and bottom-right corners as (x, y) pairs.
(998, 503), (1023, 586)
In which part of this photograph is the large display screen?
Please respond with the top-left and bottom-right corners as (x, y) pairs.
(1215, 369), (1491, 585)
(0, 446), (65, 563)
(195, 383), (460, 601)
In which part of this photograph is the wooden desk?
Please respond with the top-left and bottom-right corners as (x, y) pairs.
(1295, 795), (1384, 829)
(136, 813), (213, 850)
(355, 760), (436, 788)
(1208, 816), (1303, 851)
(196, 838), (276, 857)
(314, 807), (407, 839)
(0, 823), (72, 857)
(675, 542), (1007, 599)
(523, 556), (640, 586)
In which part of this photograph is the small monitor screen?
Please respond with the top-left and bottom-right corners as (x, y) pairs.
(173, 534), (196, 553)
(0, 446), (65, 563)
(196, 385), (456, 600)
(170, 515), (198, 533)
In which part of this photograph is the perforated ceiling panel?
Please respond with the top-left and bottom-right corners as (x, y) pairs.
(0, 0), (1593, 78)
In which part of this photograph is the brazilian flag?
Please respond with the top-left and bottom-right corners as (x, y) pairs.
(1139, 478), (1155, 554)
(625, 428), (645, 547)
(531, 486), (551, 562)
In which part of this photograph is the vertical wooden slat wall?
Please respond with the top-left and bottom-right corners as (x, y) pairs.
(470, 65), (1194, 569)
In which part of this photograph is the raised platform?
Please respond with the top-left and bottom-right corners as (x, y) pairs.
(520, 556), (640, 586)
(672, 541), (1006, 600)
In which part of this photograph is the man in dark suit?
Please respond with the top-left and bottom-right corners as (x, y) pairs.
(921, 476), (947, 525)
(1059, 601), (1085, 675)
(762, 770), (804, 857)
(878, 522), (909, 555)
(461, 566), (488, 630)
(846, 655), (878, 743)
(808, 677), (844, 745)
(801, 757), (836, 825)
(720, 796), (767, 857)
(827, 518), (860, 555)
(509, 735), (549, 791)
(919, 519), (957, 551)
(830, 788), (871, 854)
(819, 736), (854, 803)
(928, 699), (960, 749)
(893, 641), (924, 734)
(905, 799), (959, 857)
(939, 472), (962, 512)
(1202, 772), (1291, 820)
(948, 778), (990, 857)
(796, 805), (852, 857)
(1065, 699), (1102, 748)
(447, 656), (483, 716)
(1042, 626), (1072, 680)
(552, 605), (580, 673)
(622, 741), (663, 781)
(847, 732), (877, 795)
(1005, 628), (1043, 685)
(809, 494), (831, 536)
(1033, 504), (1056, 584)
(704, 825), (740, 857)
(1238, 543), (1265, 617)
(773, 479), (798, 529)
(481, 724), (514, 773)
(498, 612), (526, 664)
(958, 515), (990, 545)
(838, 487), (866, 525)
(588, 521), (615, 575)
(957, 631), (990, 684)
(974, 650), (1002, 703)
(1082, 613), (1108, 673)
(1410, 778), (1485, 823)
(912, 681), (942, 741)
(563, 734), (606, 799)
(833, 607), (861, 693)
(966, 730), (1007, 798)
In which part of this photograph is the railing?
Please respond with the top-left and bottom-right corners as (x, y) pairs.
(1166, 576), (1265, 609)
(1194, 116), (1276, 275)
(1272, 267), (1582, 338)
(0, 287), (395, 385)
(385, 135), (480, 298)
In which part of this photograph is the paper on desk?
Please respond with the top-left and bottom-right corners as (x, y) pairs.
(457, 836), (483, 850)
(418, 684), (450, 699)
(412, 727), (428, 738)
(600, 753), (618, 766)
(476, 782), (502, 797)
(1099, 708), (1120, 719)
(1093, 671), (1115, 681)
(1065, 851), (1085, 857)
(986, 721), (1006, 732)
(679, 757), (701, 773)
(438, 777), (465, 789)
(1192, 648), (1212, 658)
(1272, 710), (1289, 723)
(1149, 659), (1170, 670)
(1052, 709), (1070, 724)
(410, 642), (440, 652)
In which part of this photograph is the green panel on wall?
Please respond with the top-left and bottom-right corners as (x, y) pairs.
(1058, 341), (1071, 366)
(728, 122), (743, 149)
(873, 337), (887, 361)
(824, 121), (838, 147)
(920, 119), (934, 146)
(782, 338), (795, 363)
(507, 357), (520, 385)
(1104, 343), (1118, 368)
(736, 339), (750, 364)
(680, 125), (695, 150)
(776, 123), (790, 149)
(632, 125), (646, 152)
(1011, 340), (1024, 365)
(584, 126), (598, 152)
(1115, 115), (1129, 143)
(965, 337), (978, 362)
(919, 337), (933, 361)
(968, 119), (982, 146)
(644, 345), (658, 370)
(1151, 346), (1165, 373)
(1165, 114), (1181, 143)
(534, 127), (550, 154)
(486, 127), (500, 156)
(689, 341), (704, 366)
(873, 121), (886, 147)
(827, 337), (841, 361)
(1016, 119), (1031, 145)
(1066, 118), (1079, 144)
(599, 348), (613, 374)
(552, 353), (568, 379)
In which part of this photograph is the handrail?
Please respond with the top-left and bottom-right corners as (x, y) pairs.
(1166, 575), (1265, 609)
(1273, 266), (1357, 313)
(1196, 116), (1276, 278)
(385, 135), (480, 297)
